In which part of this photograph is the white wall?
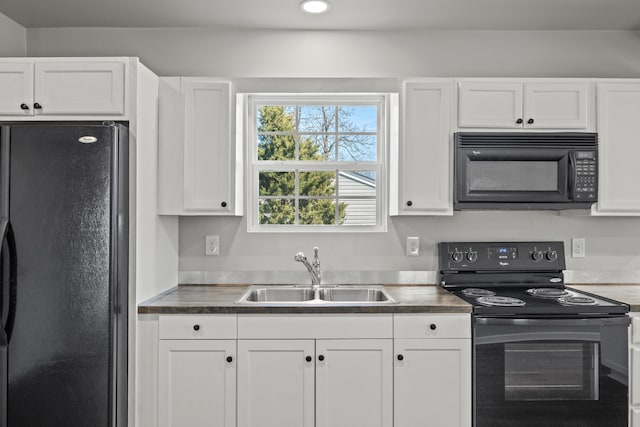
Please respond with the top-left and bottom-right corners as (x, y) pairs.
(0, 12), (26, 56)
(26, 28), (640, 78)
(25, 27), (640, 273)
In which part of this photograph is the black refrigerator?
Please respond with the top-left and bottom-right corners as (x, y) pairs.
(0, 123), (129, 427)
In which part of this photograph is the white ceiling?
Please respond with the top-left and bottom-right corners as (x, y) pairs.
(1, 0), (639, 30)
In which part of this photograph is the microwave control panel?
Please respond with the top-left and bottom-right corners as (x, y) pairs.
(574, 150), (597, 201)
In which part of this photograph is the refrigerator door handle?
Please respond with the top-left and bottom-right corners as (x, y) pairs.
(0, 218), (9, 427)
(0, 217), (16, 344)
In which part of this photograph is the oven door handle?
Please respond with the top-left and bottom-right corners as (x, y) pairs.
(476, 316), (630, 327)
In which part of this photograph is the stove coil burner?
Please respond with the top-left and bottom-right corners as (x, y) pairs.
(526, 288), (571, 299)
(476, 296), (526, 307)
(557, 296), (598, 306)
(461, 288), (496, 297)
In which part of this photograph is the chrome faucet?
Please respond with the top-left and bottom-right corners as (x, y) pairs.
(294, 247), (321, 289)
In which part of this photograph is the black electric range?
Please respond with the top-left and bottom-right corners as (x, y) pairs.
(439, 241), (630, 427)
(438, 241), (628, 316)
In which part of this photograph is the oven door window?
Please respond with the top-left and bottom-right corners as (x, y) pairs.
(474, 318), (629, 427)
(504, 341), (598, 401)
(457, 148), (571, 203)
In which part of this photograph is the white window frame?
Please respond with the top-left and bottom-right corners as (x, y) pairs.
(245, 93), (393, 233)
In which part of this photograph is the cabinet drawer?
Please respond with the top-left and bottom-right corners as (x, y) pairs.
(633, 316), (640, 344)
(394, 314), (471, 339)
(633, 407), (640, 427)
(159, 314), (237, 339)
(633, 348), (640, 406)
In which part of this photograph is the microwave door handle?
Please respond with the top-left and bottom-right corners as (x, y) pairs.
(567, 151), (575, 199)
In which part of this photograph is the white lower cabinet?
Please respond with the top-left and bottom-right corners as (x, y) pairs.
(394, 314), (472, 427)
(631, 313), (640, 427)
(316, 339), (393, 427)
(157, 314), (238, 427)
(158, 340), (236, 427)
(237, 340), (315, 427)
(156, 312), (471, 427)
(237, 338), (393, 427)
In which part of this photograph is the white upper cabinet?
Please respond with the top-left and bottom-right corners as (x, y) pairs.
(0, 62), (33, 115)
(593, 81), (640, 216)
(391, 79), (453, 216)
(0, 58), (127, 118)
(457, 79), (591, 130)
(158, 77), (242, 215)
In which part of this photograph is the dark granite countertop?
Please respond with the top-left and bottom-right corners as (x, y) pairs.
(137, 284), (472, 314)
(569, 283), (640, 312)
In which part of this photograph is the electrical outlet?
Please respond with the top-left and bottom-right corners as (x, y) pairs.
(572, 238), (585, 258)
(206, 235), (219, 256)
(406, 236), (420, 257)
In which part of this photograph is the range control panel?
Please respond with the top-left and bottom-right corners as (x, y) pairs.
(438, 241), (566, 272)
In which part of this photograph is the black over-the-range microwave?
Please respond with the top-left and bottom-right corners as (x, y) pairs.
(454, 132), (598, 210)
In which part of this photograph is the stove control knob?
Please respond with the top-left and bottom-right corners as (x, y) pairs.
(546, 250), (558, 262)
(531, 250), (544, 262)
(451, 251), (464, 263)
(466, 251), (478, 263)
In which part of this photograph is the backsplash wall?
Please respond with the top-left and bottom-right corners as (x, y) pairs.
(178, 212), (640, 272)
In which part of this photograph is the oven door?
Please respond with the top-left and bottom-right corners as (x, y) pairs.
(456, 147), (573, 206)
(474, 316), (630, 427)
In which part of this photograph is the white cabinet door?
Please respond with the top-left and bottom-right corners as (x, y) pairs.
(237, 340), (315, 427)
(183, 79), (233, 212)
(394, 338), (471, 427)
(158, 340), (236, 427)
(393, 80), (452, 215)
(458, 79), (590, 130)
(0, 62), (34, 115)
(593, 82), (640, 215)
(632, 408), (640, 427)
(458, 81), (523, 128)
(632, 347), (640, 406)
(524, 82), (589, 129)
(316, 339), (393, 427)
(158, 78), (240, 215)
(34, 61), (125, 115)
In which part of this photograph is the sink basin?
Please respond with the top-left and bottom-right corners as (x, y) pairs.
(318, 287), (395, 303)
(235, 285), (396, 304)
(237, 286), (316, 303)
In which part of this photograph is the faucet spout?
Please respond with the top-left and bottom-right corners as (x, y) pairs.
(294, 249), (321, 288)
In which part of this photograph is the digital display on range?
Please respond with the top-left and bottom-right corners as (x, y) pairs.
(489, 246), (518, 260)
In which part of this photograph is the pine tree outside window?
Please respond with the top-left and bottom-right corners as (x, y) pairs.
(246, 94), (390, 232)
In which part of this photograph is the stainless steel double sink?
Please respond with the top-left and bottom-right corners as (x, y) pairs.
(236, 285), (396, 305)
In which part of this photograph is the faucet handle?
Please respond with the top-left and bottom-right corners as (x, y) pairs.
(312, 247), (320, 269)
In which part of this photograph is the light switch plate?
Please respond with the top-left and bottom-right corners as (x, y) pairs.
(206, 235), (219, 256)
(572, 238), (585, 258)
(406, 236), (420, 257)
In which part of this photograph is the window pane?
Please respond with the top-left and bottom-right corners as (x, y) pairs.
(259, 199), (295, 225)
(257, 134), (296, 160)
(299, 171), (336, 196)
(298, 106), (336, 133)
(257, 105), (296, 132)
(338, 198), (377, 225)
(259, 172), (295, 196)
(299, 135), (336, 161)
(338, 170), (376, 196)
(337, 135), (377, 161)
(299, 199), (340, 225)
(338, 106), (377, 132)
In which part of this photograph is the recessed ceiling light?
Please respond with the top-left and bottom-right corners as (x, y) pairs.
(300, 0), (330, 14)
